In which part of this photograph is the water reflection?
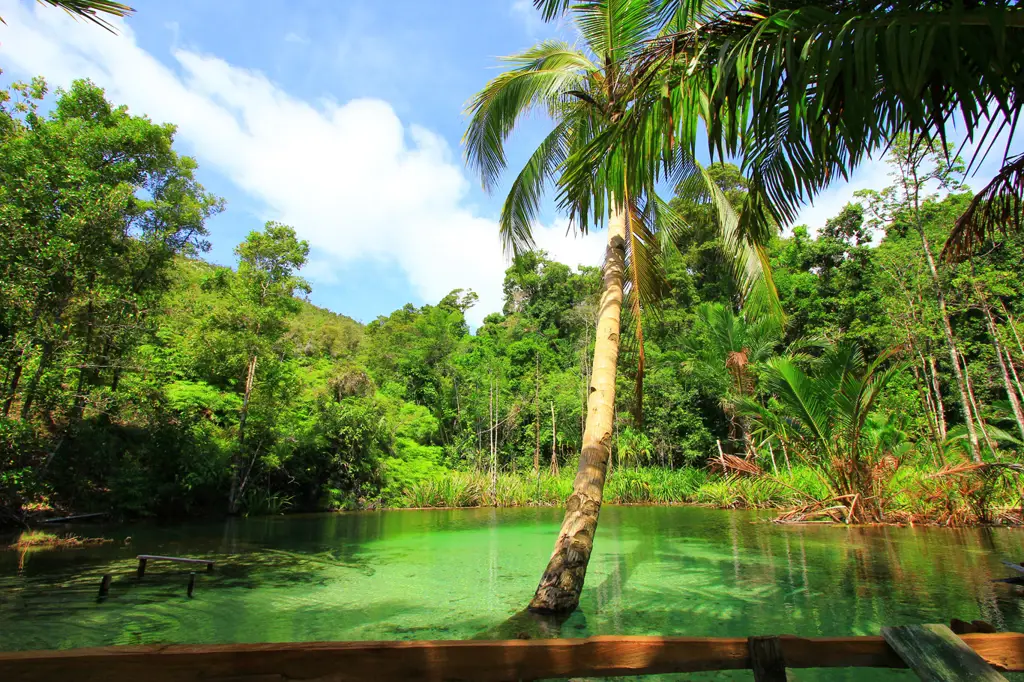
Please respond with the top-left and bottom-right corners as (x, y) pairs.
(2, 506), (1024, 679)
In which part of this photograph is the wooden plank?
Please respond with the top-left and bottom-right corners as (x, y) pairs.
(137, 555), (215, 565)
(1, 634), (1022, 682)
(748, 636), (787, 682)
(882, 624), (1008, 682)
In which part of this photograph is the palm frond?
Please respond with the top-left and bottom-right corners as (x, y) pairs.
(498, 120), (572, 257)
(639, 1), (1024, 256)
(463, 41), (593, 192)
(697, 164), (784, 324)
(1, 0), (134, 31)
(763, 356), (834, 454)
(575, 0), (663, 65)
(621, 194), (675, 423)
(944, 153), (1024, 261)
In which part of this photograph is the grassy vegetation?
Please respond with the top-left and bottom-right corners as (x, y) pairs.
(392, 465), (1024, 525)
(8, 530), (113, 550)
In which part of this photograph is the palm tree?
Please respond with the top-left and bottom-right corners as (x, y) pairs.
(684, 302), (782, 456)
(3, 1), (134, 30)
(464, 0), (776, 614)
(741, 343), (907, 522)
(531, 0), (1024, 260)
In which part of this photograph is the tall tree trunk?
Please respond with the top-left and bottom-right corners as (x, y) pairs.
(962, 351), (997, 459)
(490, 377), (497, 505)
(1006, 346), (1024, 405)
(977, 285), (1024, 440)
(918, 229), (981, 461)
(550, 400), (559, 476)
(534, 355), (540, 476)
(911, 363), (945, 465)
(927, 354), (948, 440)
(528, 205), (625, 614)
(228, 353), (258, 514)
(1000, 300), (1024, 359)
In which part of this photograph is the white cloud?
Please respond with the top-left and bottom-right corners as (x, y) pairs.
(533, 218), (606, 269)
(283, 31), (309, 45)
(0, 1), (601, 325)
(790, 122), (1023, 236)
(790, 158), (890, 235)
(511, 0), (546, 34)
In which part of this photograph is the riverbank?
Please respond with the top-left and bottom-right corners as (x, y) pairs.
(9, 464), (1021, 530)
(391, 466), (1024, 526)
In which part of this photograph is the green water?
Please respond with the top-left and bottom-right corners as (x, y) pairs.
(3, 506), (1024, 679)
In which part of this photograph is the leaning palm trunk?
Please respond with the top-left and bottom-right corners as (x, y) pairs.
(528, 207), (626, 614)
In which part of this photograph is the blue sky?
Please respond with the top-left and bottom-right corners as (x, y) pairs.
(1, 0), (1018, 325)
(0, 0), (605, 326)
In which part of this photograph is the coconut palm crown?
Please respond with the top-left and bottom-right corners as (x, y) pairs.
(464, 0), (778, 614)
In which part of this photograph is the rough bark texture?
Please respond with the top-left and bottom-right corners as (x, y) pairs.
(919, 230), (982, 461)
(528, 207), (625, 615)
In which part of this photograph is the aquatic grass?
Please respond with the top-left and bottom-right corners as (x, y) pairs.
(400, 472), (484, 508)
(733, 477), (792, 508)
(9, 530), (112, 550)
(607, 470), (654, 503)
(388, 462), (1017, 523)
(495, 474), (529, 507)
(774, 466), (831, 502)
(242, 489), (294, 516)
(535, 474), (573, 505)
(693, 479), (741, 507)
(11, 530), (60, 548)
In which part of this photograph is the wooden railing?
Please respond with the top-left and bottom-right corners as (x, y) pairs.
(2, 631), (1023, 681)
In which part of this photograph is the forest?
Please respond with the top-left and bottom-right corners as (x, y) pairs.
(3, 72), (1024, 533)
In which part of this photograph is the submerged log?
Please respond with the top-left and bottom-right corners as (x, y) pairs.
(2, 633), (1023, 682)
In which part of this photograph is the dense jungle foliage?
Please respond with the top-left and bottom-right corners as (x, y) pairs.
(3, 77), (1024, 526)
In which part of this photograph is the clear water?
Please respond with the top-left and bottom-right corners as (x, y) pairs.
(3, 506), (1024, 680)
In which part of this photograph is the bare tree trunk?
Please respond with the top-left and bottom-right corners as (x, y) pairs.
(927, 354), (948, 440)
(489, 378), (497, 505)
(1006, 346), (1024, 404)
(534, 355), (540, 476)
(228, 354), (258, 514)
(912, 363), (945, 466)
(977, 285), (1024, 440)
(962, 351), (997, 459)
(918, 230), (981, 461)
(529, 205), (625, 614)
(1000, 300), (1024, 359)
(550, 401), (558, 476)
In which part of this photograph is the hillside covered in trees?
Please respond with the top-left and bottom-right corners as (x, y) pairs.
(3, 76), (1024, 527)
